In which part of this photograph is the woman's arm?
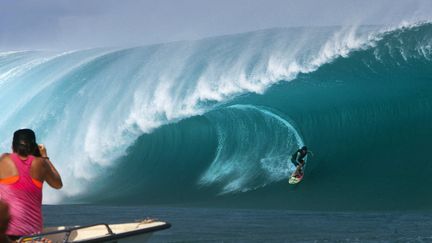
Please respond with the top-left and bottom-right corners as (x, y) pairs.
(39, 144), (63, 189)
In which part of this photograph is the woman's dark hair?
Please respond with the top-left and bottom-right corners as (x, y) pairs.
(12, 129), (38, 157)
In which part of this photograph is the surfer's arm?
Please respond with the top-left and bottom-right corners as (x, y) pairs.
(291, 152), (298, 161)
(294, 150), (302, 158)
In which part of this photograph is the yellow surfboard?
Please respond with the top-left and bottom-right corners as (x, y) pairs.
(288, 173), (304, 184)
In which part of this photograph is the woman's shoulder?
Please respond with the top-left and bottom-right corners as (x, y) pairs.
(31, 156), (45, 165)
(0, 154), (14, 177)
(0, 153), (11, 162)
(31, 157), (49, 171)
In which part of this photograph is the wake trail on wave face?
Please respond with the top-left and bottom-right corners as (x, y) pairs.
(199, 105), (304, 194)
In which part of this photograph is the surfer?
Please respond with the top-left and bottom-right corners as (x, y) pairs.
(291, 146), (312, 178)
(0, 129), (62, 241)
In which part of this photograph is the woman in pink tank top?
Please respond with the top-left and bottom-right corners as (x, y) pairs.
(0, 129), (62, 240)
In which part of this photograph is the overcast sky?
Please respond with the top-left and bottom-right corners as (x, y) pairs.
(1, 0), (431, 50)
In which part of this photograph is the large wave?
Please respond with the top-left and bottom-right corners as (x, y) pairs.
(1, 23), (431, 209)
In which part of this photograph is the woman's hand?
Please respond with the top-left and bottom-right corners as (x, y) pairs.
(38, 144), (48, 158)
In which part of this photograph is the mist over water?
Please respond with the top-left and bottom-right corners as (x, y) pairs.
(1, 23), (431, 210)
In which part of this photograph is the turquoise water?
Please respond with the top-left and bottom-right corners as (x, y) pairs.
(0, 23), (431, 210)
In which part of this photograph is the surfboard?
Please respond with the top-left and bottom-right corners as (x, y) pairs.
(288, 173), (304, 184)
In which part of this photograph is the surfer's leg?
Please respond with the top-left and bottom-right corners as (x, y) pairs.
(294, 160), (305, 176)
(300, 161), (305, 174)
(293, 165), (301, 176)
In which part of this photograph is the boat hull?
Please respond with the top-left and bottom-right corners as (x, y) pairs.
(19, 221), (170, 243)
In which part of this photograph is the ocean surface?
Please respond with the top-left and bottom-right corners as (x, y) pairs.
(1, 21), (432, 241)
(43, 205), (432, 242)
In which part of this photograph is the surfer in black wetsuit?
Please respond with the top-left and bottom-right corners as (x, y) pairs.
(291, 146), (312, 177)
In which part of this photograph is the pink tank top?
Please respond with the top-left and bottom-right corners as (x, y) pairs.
(0, 153), (43, 236)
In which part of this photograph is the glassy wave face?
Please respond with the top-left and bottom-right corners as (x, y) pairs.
(0, 23), (431, 210)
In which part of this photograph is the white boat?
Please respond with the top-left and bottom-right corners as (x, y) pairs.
(17, 219), (171, 243)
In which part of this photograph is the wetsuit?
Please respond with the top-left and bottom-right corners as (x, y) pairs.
(291, 149), (307, 167)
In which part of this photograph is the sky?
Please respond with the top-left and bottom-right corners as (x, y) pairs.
(0, 0), (431, 50)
